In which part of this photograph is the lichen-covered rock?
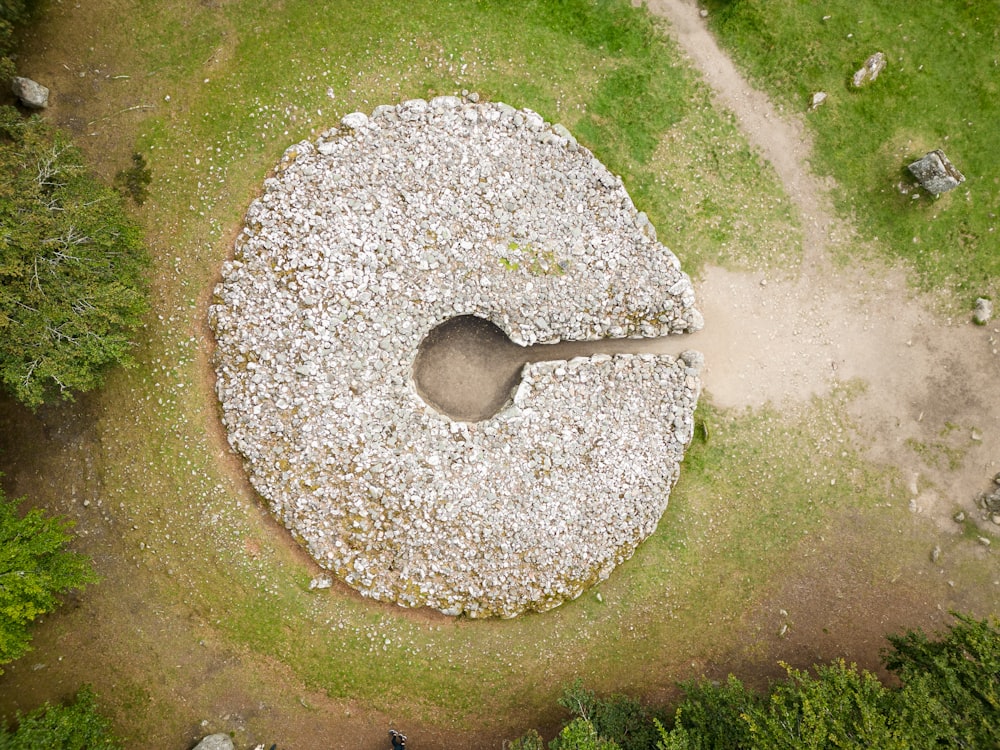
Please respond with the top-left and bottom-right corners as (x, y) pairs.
(908, 150), (965, 195)
(973, 297), (993, 326)
(851, 52), (886, 87)
(210, 99), (703, 618)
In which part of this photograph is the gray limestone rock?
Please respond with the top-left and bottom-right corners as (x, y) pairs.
(851, 52), (887, 87)
(193, 735), (235, 750)
(11, 76), (49, 108)
(908, 150), (965, 195)
(973, 297), (992, 325)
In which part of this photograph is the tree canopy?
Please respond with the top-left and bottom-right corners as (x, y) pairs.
(0, 107), (150, 407)
(0, 483), (96, 670)
(512, 614), (1000, 750)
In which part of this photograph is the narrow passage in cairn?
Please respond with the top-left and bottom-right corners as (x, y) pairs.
(413, 315), (700, 422)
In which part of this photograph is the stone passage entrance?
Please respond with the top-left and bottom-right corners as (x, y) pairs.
(209, 96), (703, 617)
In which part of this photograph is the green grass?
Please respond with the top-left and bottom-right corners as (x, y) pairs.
(704, 0), (1000, 300)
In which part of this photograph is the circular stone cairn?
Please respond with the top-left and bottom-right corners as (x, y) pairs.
(209, 96), (704, 618)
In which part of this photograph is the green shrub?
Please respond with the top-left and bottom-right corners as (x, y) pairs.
(0, 686), (122, 749)
(0, 483), (97, 670)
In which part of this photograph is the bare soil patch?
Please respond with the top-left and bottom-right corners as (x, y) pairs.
(650, 0), (999, 675)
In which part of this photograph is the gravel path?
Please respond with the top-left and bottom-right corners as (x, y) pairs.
(649, 0), (1000, 532)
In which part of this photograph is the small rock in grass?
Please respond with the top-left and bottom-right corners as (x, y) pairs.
(809, 91), (827, 110)
(973, 297), (992, 325)
(852, 52), (887, 87)
(309, 575), (333, 590)
(978, 536), (992, 548)
(953, 510), (966, 523)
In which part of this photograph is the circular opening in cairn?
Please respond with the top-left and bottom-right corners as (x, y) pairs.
(413, 315), (524, 422)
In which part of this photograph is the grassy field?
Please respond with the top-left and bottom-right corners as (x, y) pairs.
(704, 0), (1000, 304)
(0, 0), (994, 747)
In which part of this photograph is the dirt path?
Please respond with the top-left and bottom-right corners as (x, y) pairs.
(649, 0), (1000, 532)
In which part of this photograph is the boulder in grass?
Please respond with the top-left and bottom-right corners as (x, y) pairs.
(851, 52), (887, 87)
(193, 735), (235, 750)
(973, 298), (993, 326)
(11, 76), (49, 108)
(908, 149), (965, 195)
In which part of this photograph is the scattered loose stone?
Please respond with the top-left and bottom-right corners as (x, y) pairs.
(193, 735), (235, 750)
(908, 150), (965, 195)
(309, 575), (333, 590)
(809, 91), (827, 110)
(953, 511), (966, 523)
(982, 487), (1000, 513)
(978, 537), (992, 548)
(11, 76), (49, 108)
(973, 297), (993, 325)
(210, 99), (703, 618)
(931, 545), (941, 563)
(851, 52), (887, 87)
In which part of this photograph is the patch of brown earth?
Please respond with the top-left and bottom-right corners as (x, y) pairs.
(650, 0), (999, 681)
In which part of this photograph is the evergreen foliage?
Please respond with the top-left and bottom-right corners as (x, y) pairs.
(884, 613), (1000, 748)
(0, 108), (150, 407)
(517, 615), (1000, 750)
(0, 0), (36, 80)
(0, 686), (122, 749)
(0, 483), (96, 671)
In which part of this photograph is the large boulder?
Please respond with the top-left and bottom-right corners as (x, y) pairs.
(973, 297), (993, 326)
(11, 76), (49, 109)
(851, 52), (886, 87)
(193, 735), (235, 750)
(908, 149), (965, 195)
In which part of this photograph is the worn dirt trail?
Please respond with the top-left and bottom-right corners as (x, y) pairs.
(649, 0), (1000, 531)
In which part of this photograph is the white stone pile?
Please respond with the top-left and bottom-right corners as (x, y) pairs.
(210, 96), (703, 617)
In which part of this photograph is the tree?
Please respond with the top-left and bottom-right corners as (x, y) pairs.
(741, 661), (923, 749)
(550, 719), (622, 750)
(559, 682), (661, 750)
(883, 613), (1000, 749)
(0, 685), (122, 749)
(520, 614), (1000, 750)
(0, 483), (96, 670)
(0, 107), (150, 407)
(0, 0), (37, 81)
(656, 675), (759, 750)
